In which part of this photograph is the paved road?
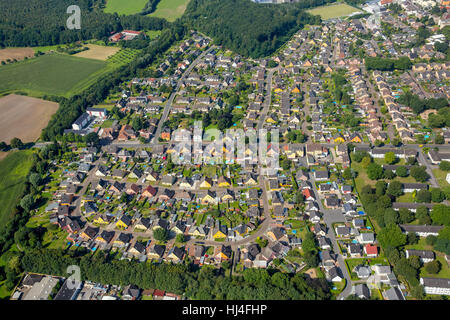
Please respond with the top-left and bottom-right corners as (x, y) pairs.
(309, 177), (353, 299)
(152, 46), (216, 142)
(257, 67), (278, 130)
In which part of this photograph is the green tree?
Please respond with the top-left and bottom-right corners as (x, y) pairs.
(430, 188), (445, 203)
(353, 151), (368, 163)
(384, 151), (396, 164)
(396, 166), (408, 177)
(10, 137), (23, 149)
(20, 194), (34, 212)
(416, 190), (431, 203)
(342, 167), (353, 180)
(0, 141), (8, 151)
(153, 228), (169, 242)
(384, 208), (399, 226)
(387, 181), (403, 197)
(425, 260), (441, 274)
(28, 172), (42, 188)
(375, 181), (387, 196)
(410, 285), (425, 299)
(416, 205), (432, 225)
(434, 134), (445, 144)
(367, 163), (383, 180)
(176, 233), (186, 243)
(426, 235), (437, 246)
(84, 132), (99, 146)
(377, 224), (407, 248)
(399, 208), (414, 224)
(430, 204), (450, 226)
(410, 166), (430, 183)
(439, 161), (450, 171)
(361, 156), (372, 168)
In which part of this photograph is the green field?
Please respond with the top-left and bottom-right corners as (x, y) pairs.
(104, 0), (149, 15)
(0, 150), (33, 228)
(0, 48), (141, 98)
(146, 30), (162, 39)
(149, 0), (191, 22)
(107, 48), (141, 66)
(306, 3), (362, 20)
(0, 53), (107, 97)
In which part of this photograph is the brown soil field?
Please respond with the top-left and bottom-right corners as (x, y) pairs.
(74, 44), (120, 61)
(0, 48), (35, 63)
(0, 151), (8, 161)
(0, 94), (59, 143)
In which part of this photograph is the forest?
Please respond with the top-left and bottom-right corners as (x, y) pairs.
(18, 248), (331, 300)
(0, 0), (168, 48)
(365, 56), (412, 71)
(397, 92), (449, 117)
(182, 0), (332, 58)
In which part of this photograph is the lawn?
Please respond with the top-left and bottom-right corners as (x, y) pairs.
(104, 0), (149, 15)
(146, 30), (162, 39)
(0, 150), (33, 228)
(420, 256), (450, 279)
(306, 3), (362, 20)
(432, 169), (449, 188)
(396, 193), (415, 203)
(149, 0), (191, 22)
(0, 53), (107, 97)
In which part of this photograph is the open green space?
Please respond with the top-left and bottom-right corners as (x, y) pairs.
(104, 0), (149, 15)
(0, 150), (33, 228)
(0, 53), (107, 97)
(306, 3), (362, 20)
(146, 30), (162, 39)
(149, 0), (191, 22)
(433, 169), (449, 188)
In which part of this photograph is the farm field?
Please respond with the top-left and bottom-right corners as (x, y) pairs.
(0, 48), (35, 63)
(0, 150), (34, 229)
(0, 53), (107, 97)
(74, 44), (120, 61)
(149, 0), (191, 22)
(104, 0), (148, 15)
(306, 3), (362, 20)
(107, 48), (141, 66)
(0, 94), (58, 143)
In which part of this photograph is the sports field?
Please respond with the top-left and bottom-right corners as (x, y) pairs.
(0, 94), (59, 143)
(306, 3), (362, 20)
(0, 48), (35, 63)
(74, 44), (120, 61)
(149, 0), (191, 22)
(104, 0), (148, 15)
(0, 150), (34, 228)
(0, 53), (107, 97)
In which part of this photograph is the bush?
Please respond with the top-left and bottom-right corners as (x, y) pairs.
(425, 260), (441, 274)
(425, 235), (437, 246)
(396, 166), (408, 177)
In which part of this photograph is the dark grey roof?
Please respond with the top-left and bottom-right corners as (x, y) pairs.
(421, 277), (450, 289)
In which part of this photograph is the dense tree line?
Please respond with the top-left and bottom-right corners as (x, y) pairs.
(41, 24), (186, 140)
(140, 0), (162, 15)
(397, 92), (449, 118)
(182, 0), (329, 58)
(0, 0), (168, 48)
(21, 249), (331, 300)
(365, 56), (412, 71)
